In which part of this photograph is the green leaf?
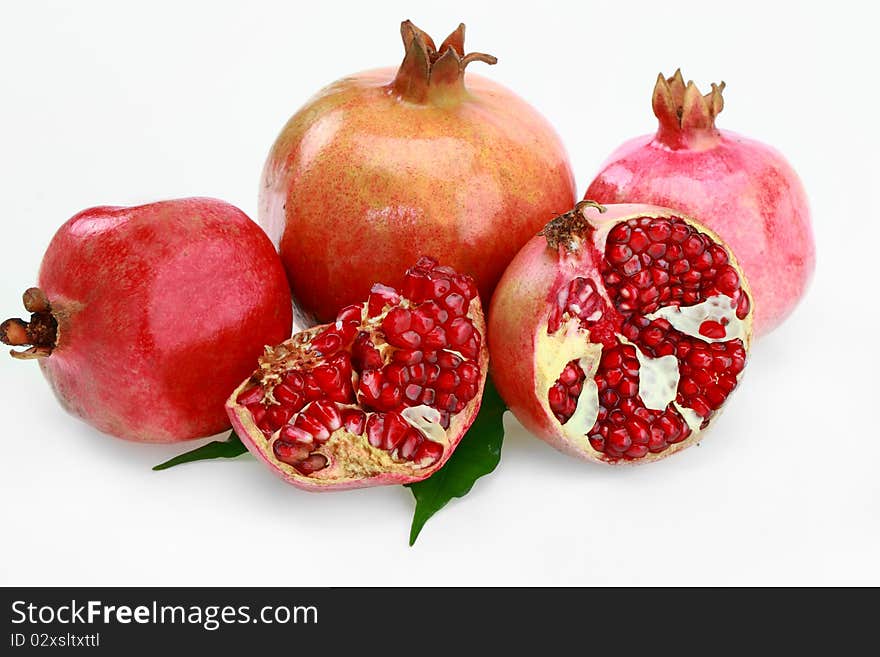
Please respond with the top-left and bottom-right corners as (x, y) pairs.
(405, 379), (506, 545)
(152, 431), (248, 471)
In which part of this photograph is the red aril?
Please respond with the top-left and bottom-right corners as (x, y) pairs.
(1, 198), (293, 442)
(489, 201), (754, 463)
(227, 257), (488, 490)
(586, 70), (814, 336)
(259, 20), (575, 322)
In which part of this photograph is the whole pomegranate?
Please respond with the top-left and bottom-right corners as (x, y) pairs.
(259, 20), (575, 322)
(227, 256), (488, 490)
(1, 198), (292, 443)
(489, 201), (754, 463)
(586, 70), (814, 336)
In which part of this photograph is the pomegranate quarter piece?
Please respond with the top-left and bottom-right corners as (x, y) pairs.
(489, 202), (754, 464)
(227, 257), (488, 490)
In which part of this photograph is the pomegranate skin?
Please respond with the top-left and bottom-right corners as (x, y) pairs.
(489, 202), (753, 463)
(259, 22), (576, 322)
(31, 198), (293, 443)
(489, 234), (572, 455)
(586, 72), (814, 336)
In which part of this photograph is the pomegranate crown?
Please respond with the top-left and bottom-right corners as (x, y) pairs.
(390, 20), (497, 105)
(652, 69), (726, 149)
(540, 200), (607, 253)
(1, 287), (57, 360)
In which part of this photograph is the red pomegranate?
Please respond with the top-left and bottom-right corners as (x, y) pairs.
(1, 198), (293, 443)
(489, 201), (754, 463)
(259, 20), (576, 322)
(227, 257), (488, 490)
(586, 70), (814, 336)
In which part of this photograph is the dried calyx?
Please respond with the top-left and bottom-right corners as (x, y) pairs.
(652, 69), (726, 149)
(540, 200), (608, 252)
(391, 20), (497, 104)
(0, 288), (57, 359)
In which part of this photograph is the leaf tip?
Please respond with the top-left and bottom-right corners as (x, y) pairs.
(409, 517), (426, 546)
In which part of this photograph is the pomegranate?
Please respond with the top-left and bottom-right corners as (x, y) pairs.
(586, 70), (814, 336)
(227, 257), (488, 490)
(259, 20), (576, 322)
(489, 201), (753, 463)
(1, 198), (292, 443)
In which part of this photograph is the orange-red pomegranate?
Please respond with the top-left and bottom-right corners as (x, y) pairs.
(227, 257), (488, 490)
(489, 202), (754, 464)
(1, 198), (292, 443)
(586, 71), (814, 336)
(259, 20), (575, 322)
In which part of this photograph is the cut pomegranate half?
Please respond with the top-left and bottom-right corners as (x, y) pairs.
(227, 257), (488, 490)
(489, 201), (754, 464)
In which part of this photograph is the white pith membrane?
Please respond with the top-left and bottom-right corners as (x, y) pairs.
(645, 294), (748, 343)
(537, 210), (753, 462)
(401, 405), (447, 444)
(535, 320), (600, 454)
(228, 293), (486, 486)
(634, 348), (679, 410)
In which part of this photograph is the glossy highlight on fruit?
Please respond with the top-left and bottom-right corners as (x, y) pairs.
(489, 201), (753, 464)
(1, 198), (293, 443)
(586, 70), (814, 336)
(227, 257), (488, 490)
(259, 20), (576, 322)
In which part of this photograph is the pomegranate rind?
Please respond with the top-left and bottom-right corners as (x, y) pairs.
(489, 203), (753, 465)
(226, 304), (488, 491)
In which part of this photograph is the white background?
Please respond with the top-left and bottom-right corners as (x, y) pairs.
(1, 1), (877, 586)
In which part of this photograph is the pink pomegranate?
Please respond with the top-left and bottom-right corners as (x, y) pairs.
(489, 201), (754, 463)
(259, 20), (576, 322)
(586, 70), (814, 336)
(227, 256), (488, 490)
(1, 198), (293, 443)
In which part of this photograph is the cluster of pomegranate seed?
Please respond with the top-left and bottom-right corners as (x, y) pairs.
(602, 216), (750, 320)
(235, 257), (482, 476)
(548, 345), (692, 460)
(548, 361), (586, 424)
(621, 314), (746, 417)
(545, 216), (750, 461)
